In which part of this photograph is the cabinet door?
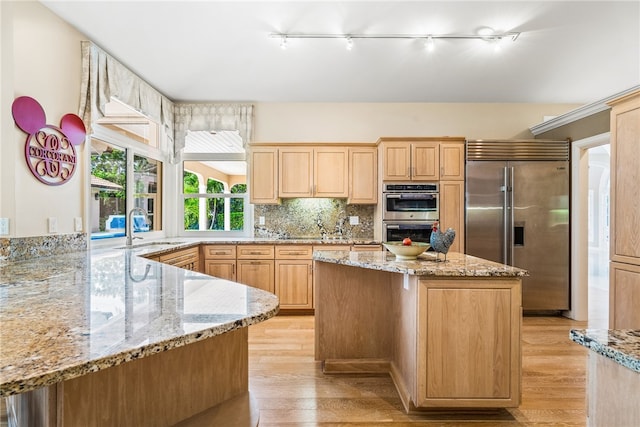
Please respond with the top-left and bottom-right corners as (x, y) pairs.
(348, 147), (377, 204)
(439, 142), (465, 181)
(412, 142), (439, 181)
(609, 262), (640, 328)
(382, 142), (411, 181)
(314, 147), (348, 197)
(204, 260), (236, 281)
(249, 148), (279, 204)
(275, 260), (313, 309)
(417, 279), (521, 408)
(439, 181), (465, 254)
(279, 147), (313, 197)
(610, 93), (640, 264)
(237, 260), (275, 293)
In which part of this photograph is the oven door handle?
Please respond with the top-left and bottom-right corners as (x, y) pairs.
(394, 193), (436, 200)
(385, 223), (434, 230)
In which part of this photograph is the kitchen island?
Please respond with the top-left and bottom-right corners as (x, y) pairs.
(0, 247), (279, 427)
(313, 250), (527, 412)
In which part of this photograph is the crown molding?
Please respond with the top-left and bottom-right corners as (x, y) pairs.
(529, 85), (640, 136)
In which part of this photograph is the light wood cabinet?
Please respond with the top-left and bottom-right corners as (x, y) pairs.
(237, 260), (275, 293)
(608, 90), (640, 328)
(275, 245), (313, 309)
(348, 147), (377, 204)
(158, 246), (200, 271)
(350, 244), (383, 251)
(202, 244), (236, 281)
(279, 146), (348, 198)
(609, 262), (640, 329)
(381, 140), (439, 181)
(279, 147), (314, 197)
(439, 141), (465, 180)
(416, 278), (521, 407)
(249, 147), (279, 204)
(439, 181), (465, 254)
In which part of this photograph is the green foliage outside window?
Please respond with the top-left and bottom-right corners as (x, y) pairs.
(183, 172), (246, 231)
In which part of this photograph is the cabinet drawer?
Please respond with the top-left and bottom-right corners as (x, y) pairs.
(159, 247), (199, 266)
(275, 245), (313, 259)
(312, 244), (351, 253)
(202, 245), (236, 259)
(237, 245), (275, 259)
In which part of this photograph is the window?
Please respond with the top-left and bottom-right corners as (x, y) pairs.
(90, 99), (165, 242)
(180, 131), (249, 236)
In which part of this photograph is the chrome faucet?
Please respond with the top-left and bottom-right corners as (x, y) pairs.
(126, 207), (148, 246)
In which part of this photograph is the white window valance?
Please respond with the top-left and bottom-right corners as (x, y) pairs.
(174, 103), (253, 152)
(79, 41), (175, 149)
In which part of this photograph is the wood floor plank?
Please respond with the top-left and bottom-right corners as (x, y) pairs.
(249, 315), (588, 426)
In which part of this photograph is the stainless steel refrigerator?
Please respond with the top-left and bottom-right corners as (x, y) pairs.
(465, 140), (570, 312)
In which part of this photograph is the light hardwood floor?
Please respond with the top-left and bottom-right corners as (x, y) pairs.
(249, 315), (589, 427)
(0, 315), (588, 426)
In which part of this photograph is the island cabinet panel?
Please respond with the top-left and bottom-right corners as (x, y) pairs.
(58, 328), (249, 427)
(416, 279), (521, 408)
(158, 246), (200, 271)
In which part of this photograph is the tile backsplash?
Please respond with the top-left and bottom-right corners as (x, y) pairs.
(253, 199), (374, 240)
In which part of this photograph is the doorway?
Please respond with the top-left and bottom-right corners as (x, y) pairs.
(587, 145), (610, 328)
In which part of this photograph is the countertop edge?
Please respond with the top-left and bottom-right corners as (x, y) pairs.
(570, 328), (640, 374)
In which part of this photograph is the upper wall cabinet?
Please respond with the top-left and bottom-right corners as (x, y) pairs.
(348, 147), (378, 204)
(249, 147), (279, 204)
(279, 146), (349, 198)
(379, 137), (465, 182)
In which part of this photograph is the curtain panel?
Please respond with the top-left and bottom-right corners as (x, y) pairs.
(79, 41), (175, 150)
(173, 103), (254, 151)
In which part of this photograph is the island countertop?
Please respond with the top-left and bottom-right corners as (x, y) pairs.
(313, 250), (529, 277)
(0, 247), (279, 398)
(570, 328), (640, 373)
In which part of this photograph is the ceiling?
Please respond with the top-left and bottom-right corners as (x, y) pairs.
(41, 1), (640, 105)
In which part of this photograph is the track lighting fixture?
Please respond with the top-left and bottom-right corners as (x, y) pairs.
(269, 30), (520, 51)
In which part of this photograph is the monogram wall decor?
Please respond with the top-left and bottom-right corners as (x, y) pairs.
(11, 96), (86, 186)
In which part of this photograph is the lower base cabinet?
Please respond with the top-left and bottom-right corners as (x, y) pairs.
(157, 247), (200, 271)
(609, 261), (640, 328)
(204, 260), (236, 281)
(275, 260), (313, 309)
(237, 260), (275, 293)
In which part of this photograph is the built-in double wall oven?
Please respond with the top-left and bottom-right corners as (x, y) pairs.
(382, 183), (438, 244)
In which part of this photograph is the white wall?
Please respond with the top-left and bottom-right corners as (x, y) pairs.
(1, 1), (582, 239)
(253, 103), (580, 142)
(1, 1), (86, 237)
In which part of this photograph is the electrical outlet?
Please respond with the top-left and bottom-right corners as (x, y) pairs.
(0, 218), (9, 235)
(74, 217), (83, 232)
(349, 216), (359, 225)
(48, 217), (58, 233)
(259, 216), (265, 225)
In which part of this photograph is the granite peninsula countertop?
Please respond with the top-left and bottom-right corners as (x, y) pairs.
(570, 329), (640, 373)
(0, 246), (279, 397)
(313, 249), (529, 277)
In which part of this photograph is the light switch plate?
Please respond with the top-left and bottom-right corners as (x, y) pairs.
(48, 217), (58, 233)
(259, 216), (265, 225)
(349, 216), (359, 225)
(74, 217), (83, 232)
(0, 218), (9, 235)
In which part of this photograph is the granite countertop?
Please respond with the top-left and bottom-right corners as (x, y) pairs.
(0, 247), (279, 397)
(570, 329), (640, 373)
(113, 237), (381, 258)
(312, 250), (529, 277)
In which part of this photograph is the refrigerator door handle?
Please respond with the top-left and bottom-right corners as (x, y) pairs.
(502, 166), (514, 265)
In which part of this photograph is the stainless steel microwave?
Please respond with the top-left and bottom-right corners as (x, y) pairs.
(382, 182), (439, 221)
